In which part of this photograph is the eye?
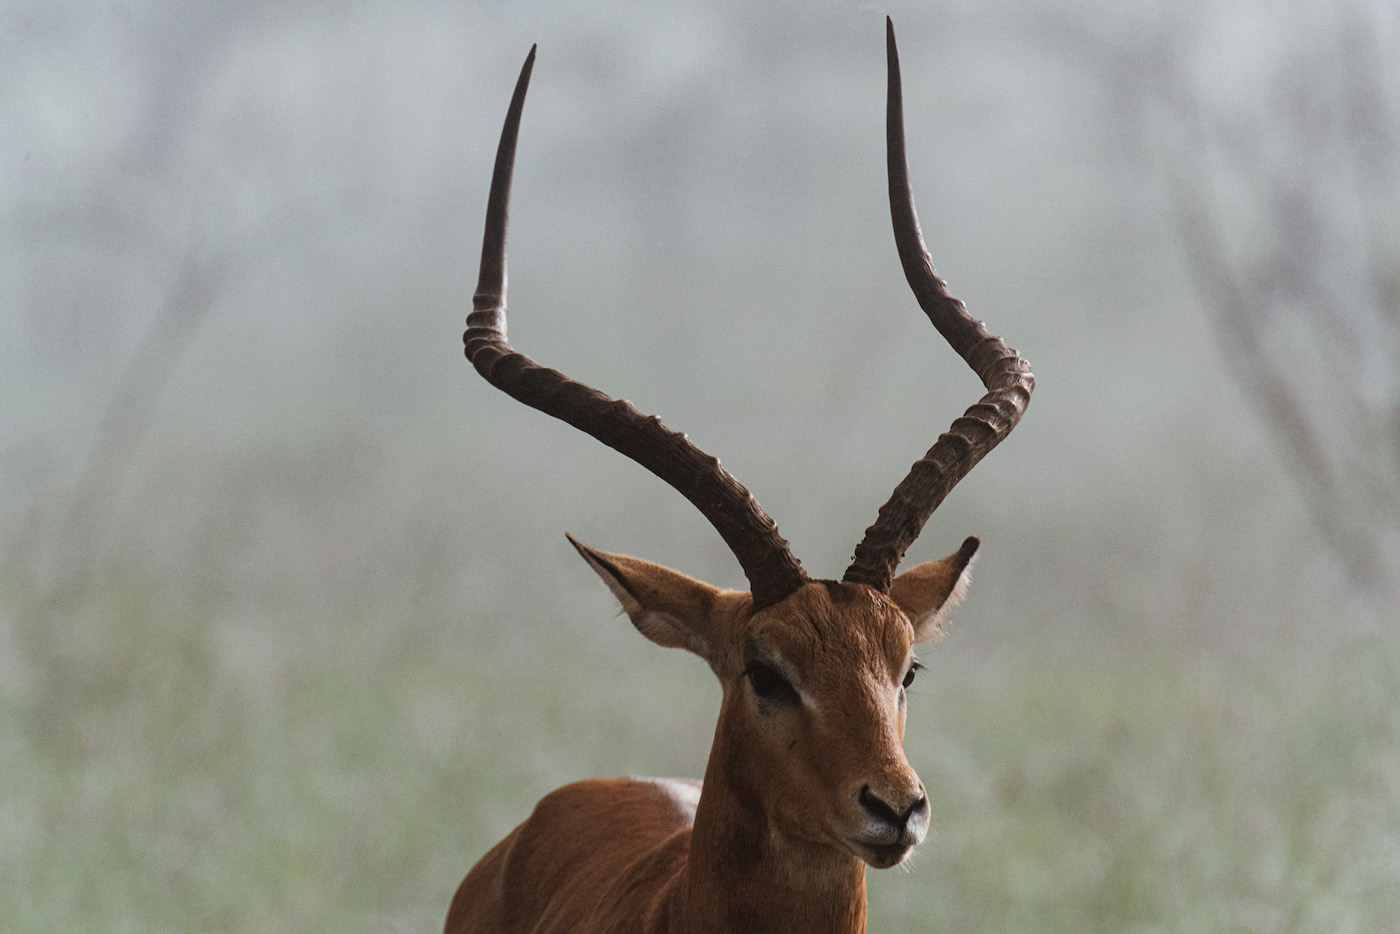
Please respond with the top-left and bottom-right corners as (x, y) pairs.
(746, 662), (799, 705)
(902, 662), (922, 690)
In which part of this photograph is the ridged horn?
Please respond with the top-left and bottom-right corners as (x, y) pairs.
(843, 19), (1035, 593)
(464, 46), (810, 609)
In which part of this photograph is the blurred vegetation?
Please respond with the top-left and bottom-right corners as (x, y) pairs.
(3, 571), (1397, 933)
(4, 0), (1398, 931)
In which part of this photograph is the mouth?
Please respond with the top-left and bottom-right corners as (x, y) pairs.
(846, 836), (916, 869)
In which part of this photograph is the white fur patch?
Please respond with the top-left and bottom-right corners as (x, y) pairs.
(640, 777), (702, 821)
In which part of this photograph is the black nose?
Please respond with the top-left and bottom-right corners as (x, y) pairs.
(859, 785), (928, 830)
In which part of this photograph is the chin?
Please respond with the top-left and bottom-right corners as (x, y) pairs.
(852, 841), (915, 869)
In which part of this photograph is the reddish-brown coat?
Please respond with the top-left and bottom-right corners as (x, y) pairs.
(445, 549), (974, 934)
(451, 17), (1031, 933)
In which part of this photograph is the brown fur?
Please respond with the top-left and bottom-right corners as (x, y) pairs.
(444, 541), (976, 934)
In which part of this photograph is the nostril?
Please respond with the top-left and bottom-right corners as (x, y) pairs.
(858, 785), (902, 827)
(860, 786), (928, 829)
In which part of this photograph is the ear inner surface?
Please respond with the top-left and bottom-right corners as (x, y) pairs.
(888, 536), (978, 643)
(566, 534), (723, 659)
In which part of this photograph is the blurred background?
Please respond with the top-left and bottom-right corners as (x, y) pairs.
(3, 0), (1397, 931)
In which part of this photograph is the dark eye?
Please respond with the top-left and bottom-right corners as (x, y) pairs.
(746, 662), (799, 704)
(902, 662), (922, 689)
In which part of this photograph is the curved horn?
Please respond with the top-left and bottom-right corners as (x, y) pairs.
(465, 47), (810, 609)
(843, 19), (1035, 593)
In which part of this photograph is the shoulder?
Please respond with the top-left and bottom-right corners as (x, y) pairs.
(529, 777), (701, 830)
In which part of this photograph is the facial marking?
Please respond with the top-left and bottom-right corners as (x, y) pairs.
(742, 641), (813, 709)
(727, 582), (932, 868)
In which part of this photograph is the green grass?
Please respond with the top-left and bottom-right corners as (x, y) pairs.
(2, 570), (1396, 932)
(877, 644), (1400, 932)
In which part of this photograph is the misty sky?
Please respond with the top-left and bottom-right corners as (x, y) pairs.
(4, 0), (1395, 640)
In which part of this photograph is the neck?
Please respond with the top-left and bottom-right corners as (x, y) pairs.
(668, 727), (868, 934)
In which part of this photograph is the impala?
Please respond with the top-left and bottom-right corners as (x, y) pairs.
(447, 19), (1033, 934)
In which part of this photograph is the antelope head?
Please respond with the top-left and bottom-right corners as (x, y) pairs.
(566, 532), (980, 869)
(461, 16), (1032, 898)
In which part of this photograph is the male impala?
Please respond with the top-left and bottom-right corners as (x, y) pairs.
(447, 19), (1033, 934)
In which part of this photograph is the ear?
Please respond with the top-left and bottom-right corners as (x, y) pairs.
(888, 536), (978, 643)
(566, 534), (726, 659)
